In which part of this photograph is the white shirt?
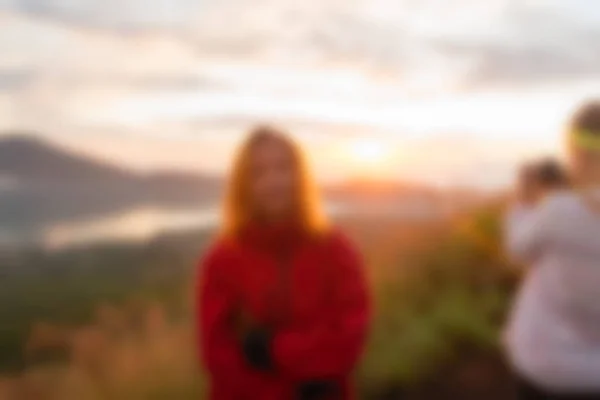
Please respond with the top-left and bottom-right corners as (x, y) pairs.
(504, 190), (600, 390)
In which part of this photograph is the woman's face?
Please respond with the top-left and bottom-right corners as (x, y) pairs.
(248, 138), (297, 220)
(571, 148), (600, 183)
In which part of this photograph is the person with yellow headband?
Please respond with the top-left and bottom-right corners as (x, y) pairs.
(504, 100), (600, 400)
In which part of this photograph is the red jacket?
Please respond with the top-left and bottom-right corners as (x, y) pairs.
(196, 223), (370, 400)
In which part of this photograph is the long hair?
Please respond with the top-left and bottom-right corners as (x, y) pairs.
(568, 100), (600, 184)
(221, 125), (329, 237)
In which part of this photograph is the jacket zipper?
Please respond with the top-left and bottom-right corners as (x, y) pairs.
(275, 250), (293, 326)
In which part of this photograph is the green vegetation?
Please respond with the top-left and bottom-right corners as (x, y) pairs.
(0, 206), (521, 399)
(0, 230), (211, 372)
(360, 205), (519, 398)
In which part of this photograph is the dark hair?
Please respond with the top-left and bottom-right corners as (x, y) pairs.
(571, 100), (600, 133)
(535, 158), (569, 188)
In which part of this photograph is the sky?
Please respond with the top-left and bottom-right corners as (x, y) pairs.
(1, 0), (600, 187)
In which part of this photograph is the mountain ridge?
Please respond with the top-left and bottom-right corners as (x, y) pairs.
(0, 133), (220, 185)
(0, 133), (223, 231)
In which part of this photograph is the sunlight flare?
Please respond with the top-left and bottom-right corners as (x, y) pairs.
(344, 137), (395, 179)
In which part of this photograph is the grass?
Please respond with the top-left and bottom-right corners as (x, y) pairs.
(0, 304), (205, 400)
(0, 205), (521, 399)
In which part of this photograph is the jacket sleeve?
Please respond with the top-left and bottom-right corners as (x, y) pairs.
(196, 243), (249, 381)
(271, 233), (371, 379)
(504, 201), (553, 264)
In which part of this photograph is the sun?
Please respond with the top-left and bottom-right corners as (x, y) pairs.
(350, 139), (386, 161)
(344, 138), (393, 177)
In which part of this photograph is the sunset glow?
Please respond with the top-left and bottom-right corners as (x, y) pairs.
(343, 138), (396, 178)
(3, 0), (600, 186)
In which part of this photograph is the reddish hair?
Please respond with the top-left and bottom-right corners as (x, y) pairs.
(221, 125), (329, 237)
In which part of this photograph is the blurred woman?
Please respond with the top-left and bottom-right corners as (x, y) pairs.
(504, 101), (600, 400)
(196, 126), (371, 400)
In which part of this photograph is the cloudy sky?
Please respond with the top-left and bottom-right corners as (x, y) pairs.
(1, 0), (600, 186)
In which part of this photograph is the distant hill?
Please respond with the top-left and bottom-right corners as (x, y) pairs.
(0, 135), (135, 183)
(0, 134), (223, 231)
(0, 134), (220, 186)
(326, 178), (440, 200)
(0, 134), (485, 239)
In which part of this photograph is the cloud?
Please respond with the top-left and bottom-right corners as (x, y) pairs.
(1, 0), (202, 29)
(1, 0), (600, 185)
(428, 1), (600, 85)
(3, 0), (600, 87)
(0, 69), (34, 90)
(178, 0), (600, 86)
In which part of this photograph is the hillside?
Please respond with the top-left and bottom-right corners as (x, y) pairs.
(0, 135), (134, 183)
(0, 134), (220, 187)
(0, 134), (223, 231)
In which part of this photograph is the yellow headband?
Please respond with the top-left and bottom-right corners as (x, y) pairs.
(571, 130), (600, 152)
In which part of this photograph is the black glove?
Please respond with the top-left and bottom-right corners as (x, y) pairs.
(297, 380), (339, 400)
(242, 328), (273, 371)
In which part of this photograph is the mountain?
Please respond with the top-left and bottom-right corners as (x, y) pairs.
(0, 134), (223, 231)
(0, 135), (134, 183)
(0, 134), (216, 185)
(0, 134), (484, 239)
